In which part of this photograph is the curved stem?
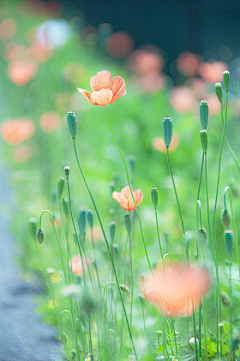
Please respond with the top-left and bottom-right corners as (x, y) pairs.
(72, 139), (138, 360)
(104, 106), (152, 274)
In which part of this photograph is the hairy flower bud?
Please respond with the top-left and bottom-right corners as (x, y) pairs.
(67, 111), (77, 139)
(151, 186), (158, 208)
(199, 100), (208, 130)
(36, 227), (44, 244)
(221, 209), (230, 229)
(162, 116), (173, 148)
(215, 82), (223, 102)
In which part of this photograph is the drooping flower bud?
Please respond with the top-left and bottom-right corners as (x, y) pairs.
(197, 227), (207, 247)
(124, 214), (131, 235)
(151, 186), (158, 209)
(200, 129), (208, 154)
(113, 244), (120, 258)
(163, 116), (173, 148)
(120, 284), (130, 294)
(221, 209), (230, 229)
(215, 82), (223, 102)
(87, 209), (94, 230)
(29, 217), (37, 240)
(67, 111), (77, 139)
(36, 227), (44, 244)
(62, 198), (69, 219)
(109, 221), (116, 243)
(221, 292), (231, 309)
(57, 176), (65, 198)
(64, 166), (70, 179)
(199, 100), (208, 130)
(223, 70), (230, 91)
(224, 229), (234, 257)
(60, 332), (67, 345)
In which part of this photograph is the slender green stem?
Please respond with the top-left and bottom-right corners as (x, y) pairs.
(129, 215), (134, 329)
(104, 106), (152, 274)
(202, 300), (208, 361)
(228, 261), (233, 343)
(192, 309), (199, 361)
(154, 208), (164, 261)
(171, 318), (178, 358)
(197, 152), (205, 201)
(72, 139), (138, 360)
(166, 147), (185, 235)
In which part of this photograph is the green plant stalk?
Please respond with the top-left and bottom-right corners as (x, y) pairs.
(166, 147), (185, 235)
(192, 309), (199, 361)
(39, 210), (80, 361)
(228, 262), (233, 343)
(202, 300), (208, 361)
(120, 234), (129, 354)
(129, 231), (134, 329)
(154, 208), (164, 262)
(66, 178), (86, 285)
(204, 156), (220, 356)
(220, 101), (240, 172)
(224, 186), (240, 276)
(197, 152), (205, 201)
(170, 318), (178, 357)
(104, 106), (152, 274)
(72, 139), (138, 360)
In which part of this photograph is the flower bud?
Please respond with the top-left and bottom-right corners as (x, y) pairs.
(197, 227), (207, 247)
(64, 166), (70, 179)
(67, 111), (77, 139)
(128, 154), (136, 174)
(151, 186), (158, 208)
(221, 292), (231, 309)
(78, 207), (86, 239)
(162, 116), (173, 148)
(223, 70), (230, 91)
(109, 221), (116, 243)
(29, 217), (37, 240)
(120, 284), (130, 294)
(200, 129), (208, 154)
(124, 215), (131, 235)
(215, 82), (223, 102)
(87, 209), (94, 230)
(60, 332), (67, 345)
(225, 230), (234, 257)
(199, 100), (208, 130)
(221, 209), (230, 229)
(57, 176), (65, 198)
(80, 287), (96, 316)
(62, 198), (69, 219)
(36, 227), (44, 244)
(113, 244), (120, 258)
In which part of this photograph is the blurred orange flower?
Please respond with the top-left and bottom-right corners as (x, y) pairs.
(13, 144), (33, 163)
(141, 262), (210, 317)
(170, 86), (195, 113)
(8, 60), (38, 86)
(152, 134), (179, 152)
(177, 52), (202, 77)
(198, 61), (227, 84)
(0, 18), (17, 40)
(77, 70), (126, 106)
(39, 112), (60, 133)
(112, 185), (143, 211)
(128, 47), (164, 75)
(69, 255), (89, 275)
(106, 31), (134, 59)
(0, 119), (35, 145)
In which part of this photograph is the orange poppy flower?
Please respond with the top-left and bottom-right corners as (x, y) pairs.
(141, 262), (210, 317)
(112, 185), (143, 211)
(39, 112), (60, 133)
(8, 60), (38, 86)
(198, 61), (227, 84)
(69, 255), (89, 275)
(0, 119), (35, 145)
(76, 70), (126, 106)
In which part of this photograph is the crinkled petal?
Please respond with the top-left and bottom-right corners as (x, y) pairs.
(121, 185), (132, 198)
(90, 70), (111, 91)
(76, 88), (97, 105)
(111, 76), (126, 103)
(112, 191), (121, 203)
(134, 189), (143, 206)
(90, 89), (113, 106)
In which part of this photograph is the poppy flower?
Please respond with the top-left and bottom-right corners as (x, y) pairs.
(198, 61), (227, 84)
(69, 255), (89, 275)
(0, 119), (35, 145)
(76, 70), (126, 106)
(141, 262), (210, 317)
(8, 60), (38, 86)
(39, 112), (60, 133)
(112, 185), (143, 211)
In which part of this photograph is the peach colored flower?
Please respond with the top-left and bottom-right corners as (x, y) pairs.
(106, 31), (134, 59)
(112, 185), (143, 211)
(8, 60), (38, 86)
(170, 86), (195, 113)
(69, 255), (89, 275)
(177, 52), (202, 77)
(0, 18), (17, 40)
(39, 112), (60, 133)
(152, 134), (179, 153)
(13, 145), (33, 163)
(141, 263), (210, 317)
(198, 61), (227, 84)
(77, 70), (126, 106)
(0, 119), (36, 145)
(128, 47), (164, 75)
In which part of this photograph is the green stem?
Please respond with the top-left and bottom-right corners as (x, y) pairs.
(166, 147), (185, 235)
(202, 300), (208, 361)
(104, 106), (152, 274)
(197, 152), (205, 201)
(192, 310), (199, 361)
(72, 139), (138, 360)
(155, 208), (164, 262)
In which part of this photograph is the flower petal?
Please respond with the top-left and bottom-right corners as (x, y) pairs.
(90, 70), (111, 91)
(112, 191), (121, 203)
(76, 88), (97, 105)
(111, 76), (126, 103)
(134, 189), (143, 206)
(90, 89), (113, 106)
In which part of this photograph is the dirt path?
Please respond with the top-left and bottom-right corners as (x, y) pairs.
(0, 155), (62, 361)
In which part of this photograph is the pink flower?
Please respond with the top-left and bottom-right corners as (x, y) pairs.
(0, 119), (35, 145)
(112, 185), (143, 211)
(39, 112), (60, 133)
(141, 263), (210, 317)
(77, 70), (126, 106)
(198, 61), (227, 84)
(69, 256), (89, 275)
(170, 86), (195, 113)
